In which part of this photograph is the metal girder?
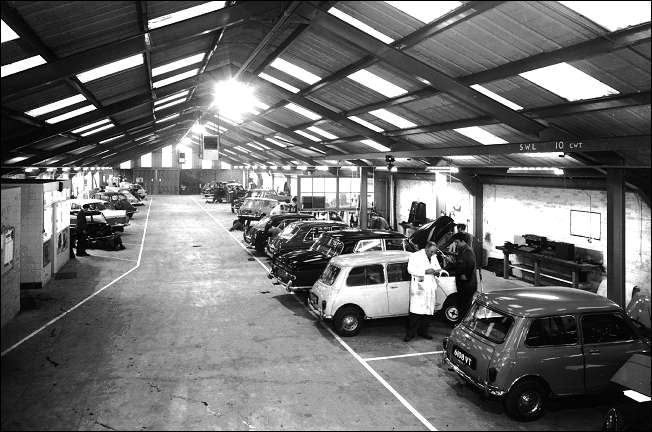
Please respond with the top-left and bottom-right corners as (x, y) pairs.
(311, 11), (547, 138)
(321, 135), (651, 160)
(478, 175), (609, 190)
(226, 126), (319, 165)
(136, 1), (155, 123)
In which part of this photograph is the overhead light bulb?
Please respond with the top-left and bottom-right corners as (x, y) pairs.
(212, 79), (258, 123)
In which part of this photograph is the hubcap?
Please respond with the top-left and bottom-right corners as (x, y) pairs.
(342, 315), (359, 332)
(518, 391), (541, 415)
(446, 306), (459, 321)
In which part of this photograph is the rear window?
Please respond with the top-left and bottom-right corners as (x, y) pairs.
(346, 264), (385, 287)
(319, 264), (341, 286)
(463, 303), (513, 344)
(385, 238), (409, 251)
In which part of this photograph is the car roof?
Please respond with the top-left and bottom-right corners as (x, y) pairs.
(290, 220), (347, 229)
(330, 251), (411, 267)
(325, 229), (406, 240)
(71, 198), (105, 205)
(244, 197), (277, 202)
(269, 213), (313, 221)
(478, 287), (622, 317)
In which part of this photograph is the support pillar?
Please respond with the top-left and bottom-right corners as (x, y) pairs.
(389, 173), (396, 230)
(607, 168), (626, 307)
(359, 167), (369, 229)
(296, 176), (302, 211)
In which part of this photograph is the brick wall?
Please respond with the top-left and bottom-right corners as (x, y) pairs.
(1, 187), (21, 327)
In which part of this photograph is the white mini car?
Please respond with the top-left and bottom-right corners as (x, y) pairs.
(309, 251), (459, 336)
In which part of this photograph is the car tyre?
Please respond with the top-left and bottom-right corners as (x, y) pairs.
(333, 306), (363, 337)
(441, 295), (461, 327)
(504, 379), (547, 421)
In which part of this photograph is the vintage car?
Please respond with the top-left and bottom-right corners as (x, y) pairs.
(118, 188), (144, 206)
(118, 182), (147, 199)
(243, 213), (315, 253)
(408, 215), (456, 250)
(308, 251), (460, 336)
(269, 229), (414, 292)
(91, 191), (137, 218)
(71, 199), (129, 231)
(232, 189), (290, 213)
(265, 220), (348, 259)
(70, 210), (125, 250)
(443, 287), (650, 421)
(237, 197), (279, 223)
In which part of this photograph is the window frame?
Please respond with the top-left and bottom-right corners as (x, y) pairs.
(387, 261), (410, 283)
(524, 314), (579, 348)
(353, 238), (383, 253)
(579, 312), (638, 345)
(345, 264), (386, 287)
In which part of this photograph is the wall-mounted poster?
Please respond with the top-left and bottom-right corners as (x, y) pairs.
(43, 239), (51, 267)
(2, 226), (15, 274)
(57, 229), (68, 254)
(43, 206), (53, 241)
(570, 210), (601, 240)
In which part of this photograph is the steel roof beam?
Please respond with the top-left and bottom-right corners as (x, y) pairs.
(136, 1), (155, 124)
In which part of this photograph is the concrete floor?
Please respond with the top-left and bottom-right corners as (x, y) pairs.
(1, 195), (617, 430)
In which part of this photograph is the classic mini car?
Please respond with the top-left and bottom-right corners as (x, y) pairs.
(232, 189), (290, 213)
(269, 229), (414, 292)
(308, 251), (460, 336)
(71, 199), (129, 231)
(91, 191), (137, 218)
(237, 197), (279, 223)
(443, 287), (650, 421)
(265, 220), (348, 259)
(243, 213), (315, 253)
(70, 210), (125, 250)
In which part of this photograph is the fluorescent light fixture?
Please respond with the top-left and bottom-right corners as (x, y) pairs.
(258, 72), (300, 93)
(1, 55), (47, 78)
(328, 7), (394, 44)
(154, 90), (190, 106)
(148, 1), (226, 29)
(152, 53), (205, 77)
(99, 134), (125, 144)
(471, 84), (523, 111)
(285, 103), (321, 120)
(309, 146), (327, 154)
(447, 155), (476, 160)
(520, 62), (619, 101)
(507, 167), (564, 175)
(1, 20), (19, 43)
(361, 139), (391, 152)
(270, 58), (321, 85)
(385, 1), (461, 23)
(348, 69), (407, 98)
(307, 126), (338, 140)
(81, 123), (114, 136)
(77, 54), (143, 83)
(295, 130), (321, 142)
(426, 166), (459, 173)
(72, 118), (111, 134)
(154, 98), (186, 111)
(369, 109), (417, 129)
(265, 137), (288, 148)
(559, 1), (651, 32)
(155, 113), (180, 123)
(153, 68), (198, 89)
(348, 115), (384, 132)
(45, 105), (96, 124)
(454, 126), (508, 145)
(522, 152), (565, 158)
(623, 390), (651, 403)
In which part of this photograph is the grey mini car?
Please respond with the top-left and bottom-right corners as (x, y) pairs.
(443, 287), (650, 421)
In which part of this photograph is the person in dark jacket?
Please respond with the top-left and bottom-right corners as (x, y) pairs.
(76, 207), (90, 256)
(450, 232), (477, 319)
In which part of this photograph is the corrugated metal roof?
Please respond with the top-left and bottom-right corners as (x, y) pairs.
(337, 1), (422, 41)
(400, 93), (485, 123)
(84, 68), (149, 106)
(544, 105), (651, 137)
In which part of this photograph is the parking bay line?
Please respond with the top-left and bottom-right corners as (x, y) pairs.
(194, 198), (438, 431)
(1, 198), (153, 358)
(364, 351), (444, 362)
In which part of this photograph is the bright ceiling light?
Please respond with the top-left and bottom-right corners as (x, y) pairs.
(520, 62), (619, 101)
(254, 100), (270, 110)
(471, 84), (523, 111)
(446, 155), (476, 160)
(4, 156), (28, 164)
(295, 130), (321, 142)
(153, 68), (198, 89)
(154, 90), (190, 106)
(154, 98), (186, 112)
(81, 123), (114, 137)
(99, 134), (125, 144)
(270, 58), (321, 85)
(234, 146), (251, 153)
(45, 105), (97, 124)
(361, 139), (391, 152)
(247, 142), (265, 151)
(155, 113), (180, 123)
(191, 123), (205, 134)
(454, 126), (508, 145)
(1, 20), (19, 43)
(559, 1), (651, 32)
(328, 7), (394, 44)
(522, 152), (565, 158)
(265, 137), (288, 148)
(348, 115), (384, 132)
(1, 55), (47, 78)
(384, 1), (461, 23)
(426, 166), (459, 173)
(148, 1), (226, 29)
(152, 53), (205, 77)
(307, 126), (338, 140)
(77, 54), (143, 83)
(285, 103), (321, 120)
(211, 79), (258, 123)
(72, 118), (111, 134)
(507, 167), (564, 175)
(258, 72), (300, 93)
(369, 109), (417, 129)
(348, 69), (408, 98)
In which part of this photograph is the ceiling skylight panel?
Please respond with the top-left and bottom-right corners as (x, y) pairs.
(361, 139), (391, 152)
(446, 155), (476, 160)
(254, 100), (270, 110)
(148, 1), (226, 29)
(152, 53), (205, 77)
(1, 20), (19, 43)
(369, 109), (417, 129)
(348, 116), (385, 132)
(559, 1), (651, 32)
(384, 1), (461, 23)
(26, 94), (87, 117)
(45, 105), (96, 124)
(153, 69), (199, 89)
(233, 146), (251, 153)
(155, 113), (180, 123)
(247, 142), (266, 151)
(285, 103), (321, 120)
(258, 72), (300, 93)
(519, 62), (619, 101)
(80, 123), (114, 137)
(265, 137), (288, 148)
(270, 58), (321, 85)
(347, 69), (407, 98)
(295, 130), (321, 142)
(1, 55), (47, 77)
(454, 126), (508, 145)
(328, 7), (394, 44)
(471, 84), (523, 111)
(72, 118), (111, 134)
(154, 90), (190, 106)
(76, 54), (143, 83)
(154, 98), (186, 112)
(99, 134), (125, 144)
(307, 126), (338, 140)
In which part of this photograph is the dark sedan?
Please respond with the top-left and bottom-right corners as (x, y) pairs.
(244, 213), (315, 253)
(265, 220), (347, 259)
(70, 211), (124, 250)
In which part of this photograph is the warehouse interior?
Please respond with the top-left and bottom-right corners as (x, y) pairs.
(1, 1), (651, 430)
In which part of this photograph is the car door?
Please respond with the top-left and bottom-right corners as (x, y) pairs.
(345, 264), (388, 317)
(386, 262), (411, 315)
(353, 239), (383, 253)
(581, 312), (647, 393)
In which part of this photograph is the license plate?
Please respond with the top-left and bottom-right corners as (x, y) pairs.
(452, 346), (476, 370)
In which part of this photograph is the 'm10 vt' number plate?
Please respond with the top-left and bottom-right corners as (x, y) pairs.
(452, 346), (476, 370)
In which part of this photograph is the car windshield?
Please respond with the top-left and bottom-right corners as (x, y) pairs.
(88, 213), (108, 224)
(310, 235), (344, 257)
(86, 202), (107, 211)
(279, 222), (303, 239)
(242, 199), (270, 209)
(463, 303), (514, 344)
(319, 263), (341, 285)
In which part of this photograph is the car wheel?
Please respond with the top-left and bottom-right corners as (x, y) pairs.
(504, 379), (547, 421)
(441, 295), (461, 327)
(333, 306), (363, 337)
(602, 407), (625, 432)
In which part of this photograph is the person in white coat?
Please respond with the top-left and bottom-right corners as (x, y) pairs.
(405, 241), (444, 341)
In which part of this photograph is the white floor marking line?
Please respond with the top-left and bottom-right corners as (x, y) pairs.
(364, 351), (444, 362)
(194, 198), (437, 431)
(85, 254), (138, 263)
(1, 198), (153, 358)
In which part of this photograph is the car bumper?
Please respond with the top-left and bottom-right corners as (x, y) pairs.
(307, 292), (333, 319)
(444, 356), (505, 397)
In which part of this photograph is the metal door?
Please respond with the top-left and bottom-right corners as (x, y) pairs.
(156, 169), (179, 194)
